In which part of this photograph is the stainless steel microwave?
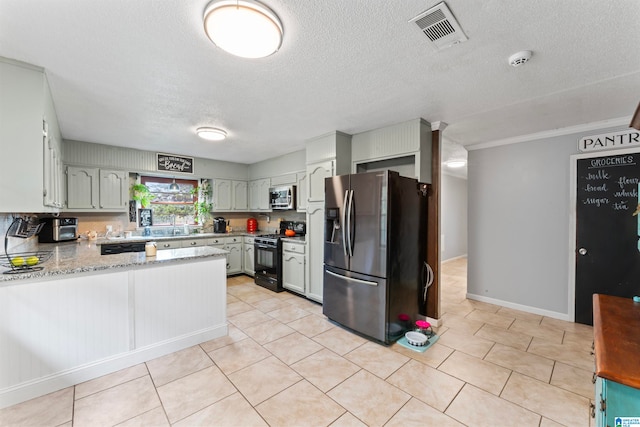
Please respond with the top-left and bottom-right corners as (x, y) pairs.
(269, 185), (296, 210)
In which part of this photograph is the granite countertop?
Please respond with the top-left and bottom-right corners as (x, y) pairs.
(96, 231), (261, 245)
(0, 240), (228, 284)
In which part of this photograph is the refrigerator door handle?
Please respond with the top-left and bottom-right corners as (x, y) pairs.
(326, 269), (378, 287)
(342, 190), (349, 257)
(347, 189), (354, 257)
(422, 261), (434, 303)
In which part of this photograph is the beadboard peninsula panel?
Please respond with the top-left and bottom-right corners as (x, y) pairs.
(0, 271), (130, 390)
(133, 260), (226, 347)
(352, 119), (423, 162)
(62, 140), (248, 180)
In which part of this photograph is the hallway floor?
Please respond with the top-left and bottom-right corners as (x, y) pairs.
(1, 258), (595, 426)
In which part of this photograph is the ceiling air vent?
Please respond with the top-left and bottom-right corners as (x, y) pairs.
(409, 2), (467, 50)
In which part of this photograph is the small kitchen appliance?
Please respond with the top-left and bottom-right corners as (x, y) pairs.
(213, 217), (227, 233)
(247, 217), (258, 233)
(269, 185), (296, 210)
(38, 217), (79, 243)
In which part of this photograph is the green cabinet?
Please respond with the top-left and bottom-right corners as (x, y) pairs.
(593, 294), (640, 427)
(595, 376), (640, 427)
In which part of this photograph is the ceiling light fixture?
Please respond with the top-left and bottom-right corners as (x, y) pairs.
(196, 127), (227, 141)
(445, 160), (466, 168)
(169, 178), (180, 192)
(203, 0), (283, 59)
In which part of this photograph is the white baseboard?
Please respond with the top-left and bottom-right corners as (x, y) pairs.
(0, 323), (228, 409)
(466, 293), (572, 321)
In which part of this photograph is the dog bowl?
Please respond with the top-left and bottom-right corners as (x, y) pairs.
(405, 331), (428, 346)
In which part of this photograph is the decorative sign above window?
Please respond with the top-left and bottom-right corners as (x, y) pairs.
(578, 129), (640, 153)
(157, 153), (194, 174)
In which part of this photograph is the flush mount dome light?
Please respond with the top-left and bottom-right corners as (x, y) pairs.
(203, 0), (283, 59)
(196, 127), (227, 141)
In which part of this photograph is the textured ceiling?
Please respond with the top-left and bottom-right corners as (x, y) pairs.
(1, 0), (639, 166)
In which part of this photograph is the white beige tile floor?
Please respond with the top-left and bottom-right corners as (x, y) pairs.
(0, 258), (596, 426)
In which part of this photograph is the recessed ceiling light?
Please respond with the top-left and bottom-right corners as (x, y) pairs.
(446, 160), (466, 168)
(203, 0), (283, 59)
(196, 127), (227, 141)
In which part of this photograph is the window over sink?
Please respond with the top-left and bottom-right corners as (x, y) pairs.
(141, 176), (199, 225)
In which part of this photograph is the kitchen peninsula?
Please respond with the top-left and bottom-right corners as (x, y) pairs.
(0, 241), (228, 409)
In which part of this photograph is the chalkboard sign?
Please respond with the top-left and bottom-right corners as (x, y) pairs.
(575, 151), (640, 324)
(138, 209), (153, 227)
(157, 153), (193, 174)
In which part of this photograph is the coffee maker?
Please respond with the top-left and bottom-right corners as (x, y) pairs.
(213, 217), (227, 233)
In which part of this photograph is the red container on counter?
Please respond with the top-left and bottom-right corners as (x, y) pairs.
(247, 218), (258, 232)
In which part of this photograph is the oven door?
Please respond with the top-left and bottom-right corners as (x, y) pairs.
(254, 243), (282, 292)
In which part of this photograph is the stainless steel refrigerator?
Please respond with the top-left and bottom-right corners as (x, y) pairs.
(323, 170), (429, 344)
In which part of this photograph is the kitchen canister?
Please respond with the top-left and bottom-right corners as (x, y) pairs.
(247, 218), (258, 232)
(145, 241), (157, 257)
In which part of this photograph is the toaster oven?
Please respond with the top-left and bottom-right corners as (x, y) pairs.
(38, 217), (79, 243)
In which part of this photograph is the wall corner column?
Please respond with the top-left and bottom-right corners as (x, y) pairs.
(427, 121), (447, 320)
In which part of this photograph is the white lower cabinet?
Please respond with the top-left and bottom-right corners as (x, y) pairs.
(306, 202), (325, 302)
(243, 236), (255, 276)
(158, 240), (182, 250)
(282, 241), (306, 295)
(225, 242), (242, 274)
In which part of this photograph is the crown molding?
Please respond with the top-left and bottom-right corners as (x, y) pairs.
(465, 116), (631, 151)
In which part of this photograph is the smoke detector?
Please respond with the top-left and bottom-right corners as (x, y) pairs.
(508, 50), (533, 67)
(409, 2), (467, 50)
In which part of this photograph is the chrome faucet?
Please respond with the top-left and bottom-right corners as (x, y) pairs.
(171, 214), (178, 235)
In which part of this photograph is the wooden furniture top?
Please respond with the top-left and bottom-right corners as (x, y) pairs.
(593, 294), (640, 389)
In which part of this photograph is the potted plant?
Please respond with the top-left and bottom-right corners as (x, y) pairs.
(131, 183), (153, 208)
(191, 180), (212, 225)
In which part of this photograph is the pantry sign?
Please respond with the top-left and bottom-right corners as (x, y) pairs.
(157, 153), (194, 174)
(578, 129), (640, 152)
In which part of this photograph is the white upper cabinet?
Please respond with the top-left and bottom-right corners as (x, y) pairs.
(232, 180), (248, 211)
(249, 178), (271, 211)
(0, 57), (62, 213)
(307, 160), (333, 203)
(296, 172), (307, 212)
(66, 166), (128, 211)
(98, 169), (128, 209)
(66, 166), (99, 210)
(211, 179), (232, 211)
(211, 179), (247, 211)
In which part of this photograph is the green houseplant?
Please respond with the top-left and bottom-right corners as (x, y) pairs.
(191, 180), (212, 225)
(131, 183), (153, 208)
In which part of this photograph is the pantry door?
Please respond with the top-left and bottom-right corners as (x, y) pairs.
(572, 148), (640, 325)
